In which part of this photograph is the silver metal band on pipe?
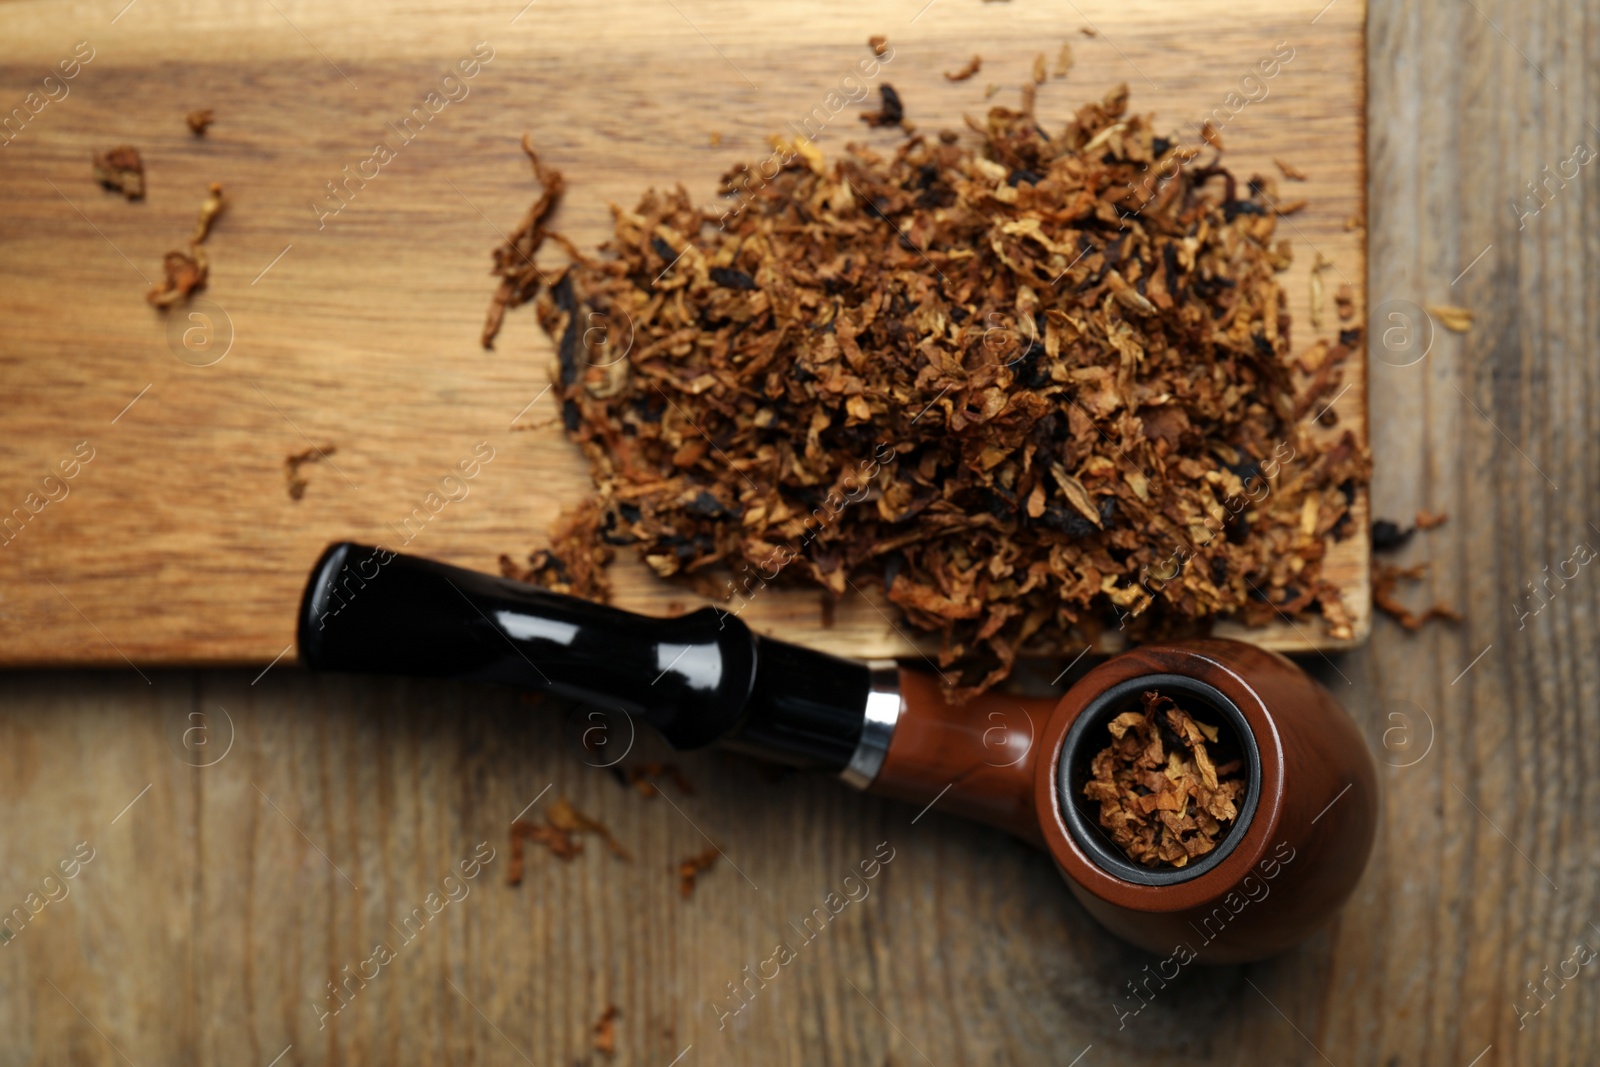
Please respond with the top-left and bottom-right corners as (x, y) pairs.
(840, 660), (903, 790)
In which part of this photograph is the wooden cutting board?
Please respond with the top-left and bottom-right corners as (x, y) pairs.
(0, 0), (1367, 667)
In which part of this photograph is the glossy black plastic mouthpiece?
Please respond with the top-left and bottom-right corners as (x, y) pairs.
(297, 543), (874, 769)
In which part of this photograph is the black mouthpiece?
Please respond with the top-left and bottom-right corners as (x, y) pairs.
(297, 543), (875, 769)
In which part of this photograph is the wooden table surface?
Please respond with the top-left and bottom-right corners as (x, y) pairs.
(0, 0), (1368, 665)
(2, 0), (1597, 1065)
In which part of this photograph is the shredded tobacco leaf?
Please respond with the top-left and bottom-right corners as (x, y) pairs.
(284, 444), (335, 500)
(1373, 561), (1462, 630)
(593, 1005), (620, 1056)
(1426, 304), (1473, 333)
(1082, 691), (1245, 868)
(678, 847), (720, 899)
(945, 55), (982, 82)
(500, 82), (1368, 694)
(186, 109), (214, 136)
(501, 497), (616, 601)
(480, 133), (567, 348)
(148, 183), (225, 309)
(507, 798), (629, 883)
(93, 145), (144, 199)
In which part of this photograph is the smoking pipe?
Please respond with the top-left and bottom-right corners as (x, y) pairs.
(298, 543), (1377, 962)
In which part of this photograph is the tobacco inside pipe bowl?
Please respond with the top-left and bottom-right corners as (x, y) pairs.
(298, 543), (1378, 963)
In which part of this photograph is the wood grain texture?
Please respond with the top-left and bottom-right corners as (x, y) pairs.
(7, 0), (1600, 1065)
(0, 0), (1367, 667)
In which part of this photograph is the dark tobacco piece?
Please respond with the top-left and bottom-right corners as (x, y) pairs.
(93, 145), (144, 199)
(867, 34), (888, 57)
(859, 84), (904, 128)
(480, 133), (565, 348)
(1371, 519), (1414, 553)
(284, 444), (334, 500)
(1373, 562), (1462, 630)
(186, 109), (214, 136)
(1081, 690), (1246, 868)
(516, 82), (1369, 695)
(677, 847), (719, 899)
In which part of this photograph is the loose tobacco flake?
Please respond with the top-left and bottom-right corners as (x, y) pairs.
(1082, 691), (1246, 868)
(508, 81), (1369, 695)
(147, 247), (208, 309)
(284, 444), (336, 500)
(867, 34), (889, 57)
(192, 182), (225, 244)
(1373, 562), (1462, 630)
(1427, 304), (1473, 333)
(593, 1005), (620, 1056)
(186, 109), (215, 136)
(1274, 157), (1308, 181)
(677, 847), (720, 899)
(93, 145), (144, 199)
(944, 55), (982, 82)
(480, 133), (565, 349)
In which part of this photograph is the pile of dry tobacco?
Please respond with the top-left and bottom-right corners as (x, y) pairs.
(1082, 691), (1245, 868)
(491, 81), (1368, 694)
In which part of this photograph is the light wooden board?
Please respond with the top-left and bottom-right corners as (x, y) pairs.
(0, 0), (1366, 666)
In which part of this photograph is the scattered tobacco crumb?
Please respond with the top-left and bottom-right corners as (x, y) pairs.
(1334, 282), (1355, 321)
(944, 55), (982, 82)
(480, 133), (565, 349)
(1274, 158), (1308, 181)
(500, 497), (615, 601)
(1310, 251), (1332, 330)
(284, 444), (335, 500)
(859, 84), (904, 128)
(147, 248), (208, 309)
(867, 34), (889, 57)
(147, 183), (225, 309)
(709, 130), (722, 147)
(508, 797), (630, 883)
(677, 847), (720, 899)
(1371, 519), (1414, 553)
(93, 145), (144, 199)
(186, 108), (215, 136)
(623, 762), (695, 798)
(549, 797), (630, 858)
(509, 81), (1369, 695)
(1415, 510), (1448, 530)
(1374, 562), (1462, 630)
(1081, 26), (1098, 36)
(1343, 214), (1363, 231)
(593, 1005), (620, 1056)
(983, 81), (1000, 99)
(1427, 304), (1473, 333)
(1199, 120), (1223, 150)
(1274, 198), (1308, 216)
(1082, 691), (1245, 868)
(1052, 42), (1074, 78)
(192, 182), (225, 244)
(1031, 53), (1048, 85)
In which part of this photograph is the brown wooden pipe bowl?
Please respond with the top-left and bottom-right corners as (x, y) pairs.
(871, 639), (1378, 963)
